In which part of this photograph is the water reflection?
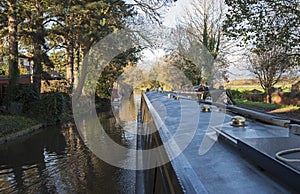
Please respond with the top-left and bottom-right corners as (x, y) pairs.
(74, 94), (140, 170)
(0, 96), (138, 193)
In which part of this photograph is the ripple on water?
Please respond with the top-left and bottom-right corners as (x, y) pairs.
(0, 104), (138, 193)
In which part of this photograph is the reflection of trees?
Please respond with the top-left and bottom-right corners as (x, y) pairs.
(0, 118), (135, 193)
(100, 106), (135, 144)
(119, 93), (137, 123)
(98, 110), (117, 132)
(0, 128), (61, 193)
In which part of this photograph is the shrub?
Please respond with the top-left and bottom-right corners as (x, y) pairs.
(28, 92), (68, 124)
(15, 84), (39, 106)
(244, 93), (266, 102)
(0, 115), (39, 136)
(228, 89), (245, 100)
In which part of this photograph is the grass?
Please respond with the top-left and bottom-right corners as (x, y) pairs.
(234, 99), (299, 111)
(228, 86), (290, 93)
(229, 87), (264, 92)
(227, 77), (298, 92)
(0, 115), (39, 137)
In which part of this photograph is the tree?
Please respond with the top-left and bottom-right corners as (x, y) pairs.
(50, 0), (136, 92)
(224, 0), (300, 56)
(248, 45), (291, 103)
(170, 26), (226, 87)
(130, 0), (176, 23)
(224, 0), (299, 102)
(0, 0), (177, 102)
(166, 53), (203, 86)
(20, 0), (56, 98)
(180, 0), (226, 59)
(49, 51), (67, 78)
(148, 58), (192, 90)
(0, 0), (20, 102)
(96, 48), (139, 98)
(169, 0), (231, 86)
(72, 0), (178, 98)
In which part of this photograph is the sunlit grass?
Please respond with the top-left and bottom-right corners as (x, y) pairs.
(228, 86), (290, 93)
(227, 78), (294, 92)
(234, 99), (299, 111)
(229, 87), (264, 92)
(269, 106), (300, 113)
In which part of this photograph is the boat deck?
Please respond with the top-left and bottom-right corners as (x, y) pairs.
(143, 91), (299, 193)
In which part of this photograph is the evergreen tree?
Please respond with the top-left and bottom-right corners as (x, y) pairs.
(0, 0), (20, 102)
(50, 0), (135, 89)
(20, 0), (55, 98)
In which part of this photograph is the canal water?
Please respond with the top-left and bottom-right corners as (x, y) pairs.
(0, 95), (140, 193)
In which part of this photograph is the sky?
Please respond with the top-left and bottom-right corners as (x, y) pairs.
(137, 0), (192, 71)
(163, 0), (193, 27)
(132, 0), (253, 80)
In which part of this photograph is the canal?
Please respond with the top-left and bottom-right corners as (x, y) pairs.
(0, 95), (140, 193)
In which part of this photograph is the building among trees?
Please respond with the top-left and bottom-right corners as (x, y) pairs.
(0, 54), (33, 98)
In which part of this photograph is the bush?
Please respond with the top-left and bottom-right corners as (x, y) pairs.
(28, 92), (68, 124)
(43, 92), (66, 120)
(228, 89), (245, 100)
(244, 93), (266, 102)
(15, 84), (39, 107)
(41, 80), (70, 93)
(228, 89), (266, 102)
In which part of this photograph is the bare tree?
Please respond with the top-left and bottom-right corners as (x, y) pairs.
(128, 0), (176, 24)
(171, 0), (237, 86)
(180, 0), (225, 58)
(248, 45), (293, 103)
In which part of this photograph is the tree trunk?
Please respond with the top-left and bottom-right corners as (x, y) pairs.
(31, 2), (44, 98)
(266, 88), (272, 104)
(202, 14), (208, 49)
(32, 43), (43, 98)
(7, 0), (19, 102)
(73, 42), (81, 89)
(73, 46), (89, 99)
(66, 37), (74, 87)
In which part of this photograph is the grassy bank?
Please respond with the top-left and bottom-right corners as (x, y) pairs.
(0, 115), (40, 140)
(235, 99), (284, 109)
(234, 99), (300, 121)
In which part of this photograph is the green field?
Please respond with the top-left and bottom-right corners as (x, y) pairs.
(226, 77), (299, 92)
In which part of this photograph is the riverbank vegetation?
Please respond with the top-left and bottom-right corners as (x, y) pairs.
(0, 0), (176, 140)
(234, 99), (299, 111)
(234, 99), (300, 120)
(0, 115), (39, 137)
(0, 0), (299, 141)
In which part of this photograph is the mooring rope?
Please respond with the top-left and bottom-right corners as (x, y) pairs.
(275, 148), (300, 163)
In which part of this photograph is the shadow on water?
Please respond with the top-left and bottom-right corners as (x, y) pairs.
(0, 95), (140, 193)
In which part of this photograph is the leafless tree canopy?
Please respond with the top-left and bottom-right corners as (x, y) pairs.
(248, 45), (294, 103)
(166, 0), (235, 84)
